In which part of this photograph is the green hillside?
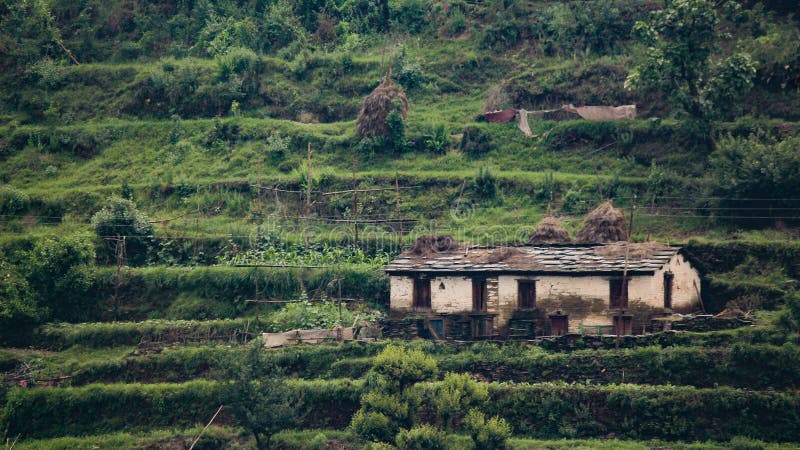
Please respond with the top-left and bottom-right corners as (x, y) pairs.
(2, 0), (800, 448)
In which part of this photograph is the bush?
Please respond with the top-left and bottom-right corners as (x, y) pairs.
(91, 197), (155, 265)
(372, 345), (438, 393)
(709, 135), (800, 222)
(350, 410), (396, 443)
(268, 300), (378, 331)
(432, 373), (489, 430)
(0, 185), (30, 216)
(460, 126), (492, 157)
(0, 257), (40, 345)
(395, 424), (447, 450)
(473, 167), (497, 200)
(424, 124), (449, 154)
(216, 47), (259, 81)
(24, 235), (95, 322)
(463, 409), (511, 450)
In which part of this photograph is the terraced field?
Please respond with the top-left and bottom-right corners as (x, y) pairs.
(2, 0), (800, 448)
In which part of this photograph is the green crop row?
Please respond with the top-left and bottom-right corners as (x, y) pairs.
(2, 378), (362, 440)
(5, 378), (799, 442)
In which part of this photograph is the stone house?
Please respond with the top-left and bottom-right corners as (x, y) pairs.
(384, 243), (701, 339)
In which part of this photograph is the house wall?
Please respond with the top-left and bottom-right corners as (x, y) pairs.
(388, 255), (701, 335)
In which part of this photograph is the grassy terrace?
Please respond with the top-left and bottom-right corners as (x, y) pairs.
(2, 0), (800, 447)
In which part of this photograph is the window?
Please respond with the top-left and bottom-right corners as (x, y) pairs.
(609, 278), (629, 309)
(518, 280), (536, 309)
(613, 315), (633, 336)
(664, 271), (674, 309)
(472, 278), (487, 312)
(549, 315), (568, 336)
(472, 317), (493, 338)
(413, 277), (431, 310)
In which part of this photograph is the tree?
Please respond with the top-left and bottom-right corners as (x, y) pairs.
(709, 135), (800, 221)
(24, 235), (95, 322)
(432, 372), (489, 430)
(219, 344), (302, 449)
(625, 0), (756, 122)
(0, 256), (40, 345)
(91, 196), (154, 265)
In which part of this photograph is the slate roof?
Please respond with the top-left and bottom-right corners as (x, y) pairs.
(385, 243), (679, 275)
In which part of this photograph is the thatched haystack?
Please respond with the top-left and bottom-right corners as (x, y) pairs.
(482, 83), (511, 113)
(528, 216), (571, 244)
(487, 246), (522, 263)
(410, 235), (458, 255)
(576, 201), (628, 243)
(356, 72), (408, 136)
(594, 241), (669, 260)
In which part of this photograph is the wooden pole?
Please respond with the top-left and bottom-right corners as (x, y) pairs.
(352, 166), (358, 246)
(305, 142), (312, 250)
(395, 172), (403, 250)
(113, 236), (125, 321)
(189, 404), (224, 450)
(617, 194), (636, 351)
(194, 184), (200, 260)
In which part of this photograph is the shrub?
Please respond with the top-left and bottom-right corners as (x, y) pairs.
(372, 345), (438, 393)
(709, 135), (800, 222)
(463, 409), (511, 450)
(91, 197), (155, 265)
(432, 373), (489, 430)
(460, 126), (492, 157)
(395, 424), (447, 450)
(24, 235), (95, 322)
(0, 185), (30, 215)
(424, 124), (449, 154)
(216, 47), (259, 81)
(267, 300), (378, 331)
(473, 167), (496, 200)
(0, 257), (40, 345)
(350, 410), (396, 443)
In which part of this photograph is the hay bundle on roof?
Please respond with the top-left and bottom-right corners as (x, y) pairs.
(410, 235), (458, 255)
(356, 72), (408, 136)
(594, 241), (669, 260)
(487, 246), (522, 263)
(528, 216), (571, 244)
(576, 201), (628, 243)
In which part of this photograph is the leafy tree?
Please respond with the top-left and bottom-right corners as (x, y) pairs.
(432, 372), (489, 430)
(395, 424), (448, 450)
(625, 0), (757, 122)
(463, 409), (512, 450)
(351, 345), (438, 443)
(709, 135), (800, 219)
(219, 344), (302, 449)
(371, 345), (438, 393)
(91, 196), (155, 265)
(0, 256), (40, 345)
(24, 235), (95, 322)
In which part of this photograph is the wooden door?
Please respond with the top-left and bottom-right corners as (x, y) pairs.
(413, 277), (431, 310)
(472, 278), (487, 312)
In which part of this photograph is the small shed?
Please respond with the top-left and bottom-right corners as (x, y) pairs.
(384, 242), (701, 339)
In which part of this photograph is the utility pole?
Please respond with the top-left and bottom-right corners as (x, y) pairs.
(305, 142), (312, 250)
(113, 236), (125, 321)
(194, 184), (200, 261)
(395, 172), (403, 250)
(617, 194), (636, 351)
(352, 166), (359, 246)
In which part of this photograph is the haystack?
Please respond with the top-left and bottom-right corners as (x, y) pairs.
(594, 241), (669, 260)
(576, 201), (628, 243)
(482, 84), (510, 113)
(487, 246), (522, 263)
(410, 235), (458, 255)
(356, 72), (408, 136)
(528, 216), (571, 244)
